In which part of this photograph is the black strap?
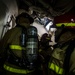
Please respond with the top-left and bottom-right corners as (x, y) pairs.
(21, 27), (28, 62)
(21, 27), (27, 47)
(63, 39), (75, 75)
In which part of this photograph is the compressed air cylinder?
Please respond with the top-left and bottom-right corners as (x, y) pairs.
(26, 26), (38, 69)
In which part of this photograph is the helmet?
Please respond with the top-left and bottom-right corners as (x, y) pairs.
(54, 10), (75, 43)
(16, 12), (34, 28)
(55, 10), (75, 29)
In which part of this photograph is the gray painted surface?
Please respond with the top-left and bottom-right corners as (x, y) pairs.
(0, 0), (18, 39)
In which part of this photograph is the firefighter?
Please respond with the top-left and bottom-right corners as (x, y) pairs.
(0, 12), (40, 75)
(47, 25), (75, 75)
(38, 20), (57, 75)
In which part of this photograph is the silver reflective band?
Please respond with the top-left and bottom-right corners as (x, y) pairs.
(45, 21), (53, 31)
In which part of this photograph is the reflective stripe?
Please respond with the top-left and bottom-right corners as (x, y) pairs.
(4, 64), (33, 74)
(56, 23), (75, 27)
(9, 45), (25, 50)
(48, 62), (63, 74)
(39, 49), (42, 52)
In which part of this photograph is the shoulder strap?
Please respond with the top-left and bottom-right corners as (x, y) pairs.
(63, 39), (75, 75)
(20, 27), (28, 65)
(20, 27), (27, 47)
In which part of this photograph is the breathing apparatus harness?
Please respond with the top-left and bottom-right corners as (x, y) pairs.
(7, 26), (38, 70)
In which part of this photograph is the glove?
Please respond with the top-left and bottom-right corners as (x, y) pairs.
(40, 33), (51, 50)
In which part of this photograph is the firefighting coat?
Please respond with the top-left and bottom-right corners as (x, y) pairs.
(0, 24), (34, 75)
(47, 28), (75, 75)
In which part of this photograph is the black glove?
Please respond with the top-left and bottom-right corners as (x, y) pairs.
(40, 33), (51, 50)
